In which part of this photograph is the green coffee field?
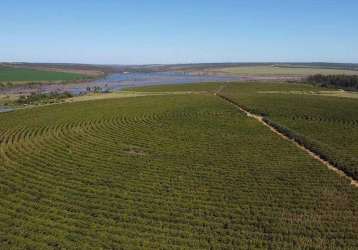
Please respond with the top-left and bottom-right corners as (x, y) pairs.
(219, 82), (358, 180)
(0, 84), (357, 249)
(0, 66), (85, 83)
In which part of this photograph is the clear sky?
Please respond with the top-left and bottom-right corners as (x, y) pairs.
(1, 0), (358, 64)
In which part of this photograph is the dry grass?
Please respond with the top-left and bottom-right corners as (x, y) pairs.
(208, 66), (358, 76)
(66, 91), (200, 103)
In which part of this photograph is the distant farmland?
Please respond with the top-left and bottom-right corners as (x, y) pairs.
(0, 66), (86, 83)
(208, 66), (358, 76)
(0, 83), (357, 249)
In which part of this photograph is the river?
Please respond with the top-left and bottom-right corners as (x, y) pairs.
(0, 71), (242, 95)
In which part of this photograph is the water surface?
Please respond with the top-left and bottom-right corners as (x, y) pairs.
(1, 71), (242, 95)
(0, 107), (15, 113)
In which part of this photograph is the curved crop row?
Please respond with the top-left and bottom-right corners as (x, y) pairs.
(0, 94), (357, 249)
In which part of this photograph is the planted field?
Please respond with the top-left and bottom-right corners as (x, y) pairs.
(0, 89), (357, 249)
(0, 66), (86, 83)
(220, 82), (358, 180)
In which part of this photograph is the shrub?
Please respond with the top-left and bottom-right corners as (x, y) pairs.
(16, 91), (73, 105)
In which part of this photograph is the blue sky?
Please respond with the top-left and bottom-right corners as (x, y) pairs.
(1, 0), (358, 64)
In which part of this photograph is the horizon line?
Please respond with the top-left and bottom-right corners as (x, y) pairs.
(2, 61), (358, 67)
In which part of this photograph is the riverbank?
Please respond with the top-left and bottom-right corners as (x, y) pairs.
(0, 71), (302, 97)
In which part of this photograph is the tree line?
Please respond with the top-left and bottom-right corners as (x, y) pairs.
(306, 74), (358, 90)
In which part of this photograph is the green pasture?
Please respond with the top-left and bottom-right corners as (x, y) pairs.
(0, 66), (85, 83)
